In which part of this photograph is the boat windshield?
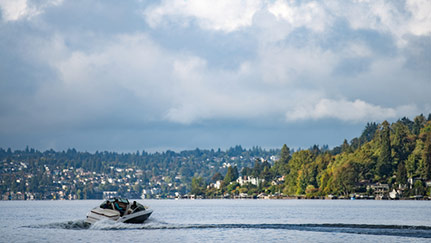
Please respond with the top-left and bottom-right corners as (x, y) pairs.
(100, 198), (129, 208)
(107, 198), (129, 204)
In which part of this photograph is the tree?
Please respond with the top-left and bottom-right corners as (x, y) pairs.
(377, 121), (392, 178)
(413, 114), (426, 135)
(391, 121), (414, 167)
(359, 122), (378, 144)
(241, 167), (252, 177)
(413, 180), (425, 195)
(341, 139), (352, 153)
(280, 144), (291, 162)
(421, 131), (431, 179)
(191, 177), (205, 195)
(335, 162), (359, 196)
(406, 140), (424, 178)
(396, 162), (407, 185)
(251, 159), (262, 178)
(224, 166), (238, 184)
(400, 117), (414, 130)
(211, 172), (223, 182)
(284, 150), (314, 195)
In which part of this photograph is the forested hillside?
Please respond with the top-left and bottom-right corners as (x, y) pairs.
(0, 145), (278, 199)
(1, 114), (430, 200)
(200, 114), (431, 199)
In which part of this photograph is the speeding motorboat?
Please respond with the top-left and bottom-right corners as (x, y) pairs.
(86, 198), (153, 224)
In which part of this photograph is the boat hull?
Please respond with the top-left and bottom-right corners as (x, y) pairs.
(86, 208), (153, 224)
(120, 209), (153, 224)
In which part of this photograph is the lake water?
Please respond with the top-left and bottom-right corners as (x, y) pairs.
(1, 199), (431, 242)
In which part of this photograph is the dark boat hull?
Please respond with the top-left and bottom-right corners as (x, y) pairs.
(122, 210), (153, 224)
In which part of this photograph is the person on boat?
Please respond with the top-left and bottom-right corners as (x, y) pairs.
(113, 199), (125, 216)
(101, 201), (110, 209)
(131, 201), (137, 210)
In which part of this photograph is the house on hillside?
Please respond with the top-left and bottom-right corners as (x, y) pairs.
(236, 176), (264, 186)
(367, 183), (389, 200)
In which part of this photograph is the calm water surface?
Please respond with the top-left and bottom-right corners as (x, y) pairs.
(1, 199), (431, 242)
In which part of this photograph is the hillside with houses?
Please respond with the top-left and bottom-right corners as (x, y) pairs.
(0, 146), (278, 200)
(197, 114), (431, 200)
(1, 114), (430, 200)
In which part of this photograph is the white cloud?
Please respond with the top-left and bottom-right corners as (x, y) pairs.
(0, 0), (62, 22)
(256, 44), (337, 85)
(406, 0), (431, 36)
(285, 98), (419, 122)
(1, 0), (429, 131)
(24, 33), (178, 127)
(25, 30), (427, 128)
(143, 0), (431, 48)
(0, 0), (37, 21)
(326, 0), (431, 46)
(144, 0), (262, 32)
(143, 0), (332, 36)
(267, 0), (331, 33)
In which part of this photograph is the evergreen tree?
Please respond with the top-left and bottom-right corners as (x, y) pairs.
(399, 117), (413, 131)
(273, 144), (290, 176)
(422, 131), (431, 179)
(341, 139), (352, 153)
(359, 122), (378, 144)
(211, 172), (223, 182)
(377, 121), (392, 177)
(232, 166), (239, 180)
(396, 162), (407, 185)
(252, 159), (262, 178)
(191, 177), (205, 195)
(224, 166), (238, 184)
(413, 114), (426, 135)
(280, 144), (290, 162)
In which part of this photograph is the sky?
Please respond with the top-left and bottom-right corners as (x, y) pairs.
(0, 0), (430, 152)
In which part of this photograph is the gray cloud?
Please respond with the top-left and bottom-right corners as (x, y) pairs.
(0, 0), (429, 151)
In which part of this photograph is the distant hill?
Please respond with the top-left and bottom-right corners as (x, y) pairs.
(199, 114), (431, 199)
(1, 114), (430, 200)
(0, 145), (278, 199)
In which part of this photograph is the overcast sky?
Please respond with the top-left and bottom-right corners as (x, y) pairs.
(0, 0), (430, 152)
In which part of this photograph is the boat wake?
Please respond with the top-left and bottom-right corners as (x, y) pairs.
(27, 220), (431, 238)
(27, 220), (92, 230)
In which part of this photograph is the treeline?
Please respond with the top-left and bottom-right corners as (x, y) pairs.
(196, 114), (431, 198)
(2, 114), (431, 199)
(0, 145), (278, 197)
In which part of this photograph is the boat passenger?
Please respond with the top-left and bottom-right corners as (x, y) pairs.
(131, 201), (137, 210)
(114, 199), (125, 216)
(100, 200), (111, 209)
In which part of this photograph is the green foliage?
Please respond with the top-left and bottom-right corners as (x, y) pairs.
(284, 150), (315, 195)
(211, 172), (223, 182)
(413, 114), (426, 135)
(341, 139), (352, 153)
(396, 162), (407, 185)
(413, 180), (425, 195)
(191, 177), (206, 195)
(223, 166), (239, 184)
(376, 120), (392, 178)
(0, 146), (279, 199)
(421, 128), (431, 179)
(3, 115), (431, 199)
(359, 122), (378, 145)
(272, 144), (290, 176)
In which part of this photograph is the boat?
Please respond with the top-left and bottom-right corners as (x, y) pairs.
(86, 198), (153, 224)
